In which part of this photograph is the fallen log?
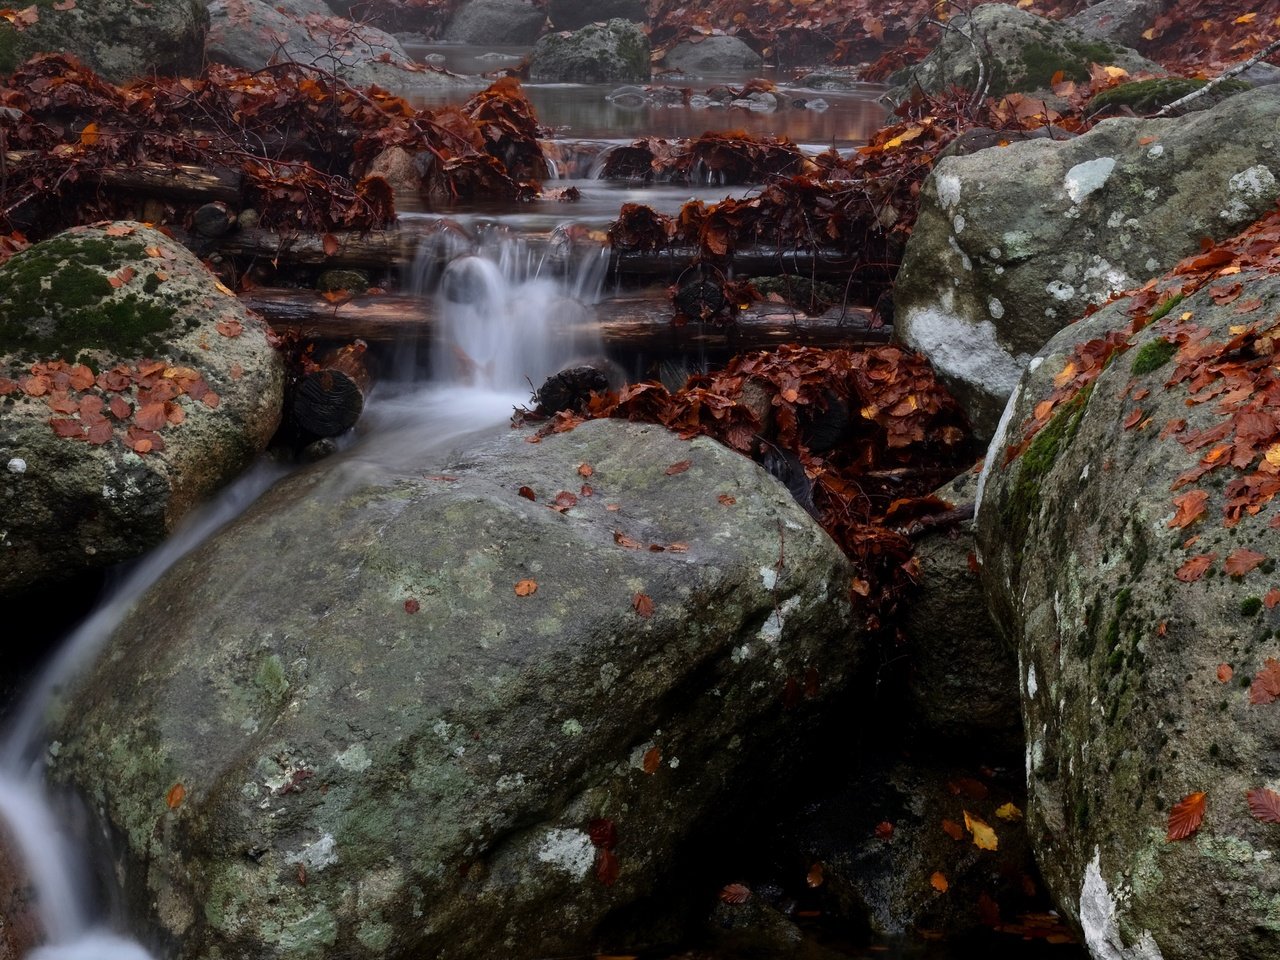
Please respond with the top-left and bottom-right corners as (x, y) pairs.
(291, 340), (373, 438)
(242, 287), (888, 353)
(96, 161), (242, 203)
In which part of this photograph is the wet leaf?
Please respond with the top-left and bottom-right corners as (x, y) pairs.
(995, 802), (1024, 822)
(517, 485), (536, 500)
(665, 459), (692, 476)
(806, 862), (824, 888)
(166, 782), (185, 809)
(719, 883), (751, 904)
(930, 871), (949, 893)
(588, 817), (617, 849)
(963, 810), (998, 851)
(595, 848), (619, 886)
(404, 598), (420, 614)
(642, 746), (661, 774)
(322, 233), (340, 256)
(1246, 787), (1280, 824)
(941, 819), (964, 841)
(632, 593), (654, 618)
(1166, 791), (1207, 841)
(514, 579), (538, 596)
(1225, 549), (1267, 577)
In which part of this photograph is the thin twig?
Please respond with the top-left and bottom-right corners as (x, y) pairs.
(1156, 35), (1280, 117)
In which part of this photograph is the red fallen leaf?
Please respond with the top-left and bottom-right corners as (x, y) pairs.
(967, 551), (981, 574)
(229, 363), (244, 380)
(166, 782), (185, 809)
(719, 883), (752, 904)
(53, 0), (75, 10)
(947, 777), (989, 800)
(1168, 490), (1209, 528)
(1246, 787), (1280, 824)
(49, 418), (84, 438)
(1210, 282), (1243, 305)
(134, 402), (167, 431)
(68, 363), (94, 390)
(593, 855), (619, 890)
(404, 598), (420, 614)
(873, 821), (894, 839)
(165, 403), (186, 426)
(551, 490), (578, 512)
(1175, 553), (1216, 582)
(642, 746), (661, 774)
(97, 368), (131, 392)
(514, 579), (538, 596)
(807, 862), (825, 888)
(632, 593), (654, 618)
(106, 397), (129, 419)
(578, 463), (593, 477)
(216, 318), (244, 338)
(108, 266), (135, 288)
(322, 233), (340, 257)
(717, 493), (736, 505)
(580, 484), (593, 497)
(1266, 588), (1280, 609)
(1225, 549), (1267, 577)
(588, 817), (617, 849)
(1249, 658), (1280, 705)
(613, 531), (644, 549)
(0, 378), (16, 395)
(1132, 388), (1150, 401)
(517, 485), (536, 500)
(47, 395), (78, 414)
(103, 224), (133, 236)
(1236, 298), (1264, 313)
(202, 392), (221, 409)
(1166, 791), (1207, 841)
(86, 421), (113, 445)
(668, 542), (689, 553)
(21, 375), (50, 397)
(1124, 408), (1144, 430)
(930, 871), (949, 893)
(1217, 663), (1234, 683)
(941, 819), (965, 841)
(665, 459), (692, 476)
(321, 290), (351, 305)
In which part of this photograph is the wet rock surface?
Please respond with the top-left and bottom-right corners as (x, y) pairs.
(529, 18), (650, 82)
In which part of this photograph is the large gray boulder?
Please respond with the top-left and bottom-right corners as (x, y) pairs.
(894, 86), (1280, 439)
(662, 35), (762, 76)
(888, 4), (1158, 103)
(207, 0), (471, 91)
(1065, 0), (1170, 48)
(975, 258), (1280, 959)
(444, 0), (546, 44)
(549, 0), (647, 31)
(0, 0), (207, 81)
(530, 19), (650, 82)
(45, 418), (859, 960)
(0, 222), (283, 600)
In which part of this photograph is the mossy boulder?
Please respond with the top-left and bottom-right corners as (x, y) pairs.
(0, 222), (283, 600)
(887, 4), (1158, 104)
(975, 265), (1280, 960)
(443, 0), (546, 44)
(529, 18), (649, 82)
(894, 86), (1280, 439)
(1065, 0), (1170, 48)
(44, 418), (860, 960)
(1087, 77), (1252, 117)
(0, 0), (207, 82)
(661, 35), (762, 76)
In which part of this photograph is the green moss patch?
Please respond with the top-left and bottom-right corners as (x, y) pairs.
(1088, 77), (1251, 117)
(1001, 384), (1093, 546)
(1130, 338), (1177, 376)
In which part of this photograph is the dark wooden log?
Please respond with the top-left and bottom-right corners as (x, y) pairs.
(242, 288), (888, 352)
(291, 340), (373, 438)
(217, 227), (411, 267)
(95, 161), (242, 203)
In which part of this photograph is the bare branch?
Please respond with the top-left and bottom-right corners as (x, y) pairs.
(1156, 36), (1280, 117)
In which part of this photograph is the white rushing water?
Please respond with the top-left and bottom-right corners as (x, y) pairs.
(0, 231), (606, 958)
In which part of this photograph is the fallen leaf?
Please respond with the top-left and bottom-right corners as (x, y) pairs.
(1168, 490), (1208, 528)
(1175, 553), (1216, 582)
(551, 490), (578, 512)
(665, 459), (692, 476)
(322, 233), (340, 257)
(1266, 588), (1280, 609)
(580, 484), (594, 497)
(1225, 549), (1267, 577)
(1249, 658), (1280, 705)
(719, 883), (751, 904)
(80, 121), (99, 146)
(717, 493), (736, 505)
(632, 593), (654, 618)
(1166, 791), (1207, 841)
(216, 318), (244, 338)
(1246, 787), (1280, 824)
(518, 485), (536, 500)
(578, 463), (593, 477)
(596, 848), (619, 886)
(873, 821), (894, 839)
(806, 862), (824, 888)
(1218, 663), (1234, 683)
(613, 531), (644, 549)
(202, 391), (221, 409)
(642, 746), (661, 774)
(404, 598), (420, 614)
(930, 871), (949, 892)
(963, 810), (998, 851)
(514, 579), (538, 596)
(588, 818), (617, 849)
(166, 782), (185, 809)
(941, 819), (964, 841)
(995, 802), (1024, 822)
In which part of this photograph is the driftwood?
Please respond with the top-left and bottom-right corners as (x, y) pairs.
(242, 287), (888, 353)
(291, 340), (373, 438)
(93, 160), (242, 203)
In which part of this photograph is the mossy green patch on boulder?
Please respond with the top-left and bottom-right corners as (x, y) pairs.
(529, 18), (649, 82)
(1088, 77), (1252, 117)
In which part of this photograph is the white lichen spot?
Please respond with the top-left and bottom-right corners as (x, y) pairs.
(536, 829), (595, 879)
(1080, 850), (1165, 960)
(732, 644), (751, 663)
(1145, 258), (1159, 272)
(495, 772), (526, 792)
(759, 566), (778, 591)
(988, 246), (1002, 260)
(335, 744), (371, 773)
(432, 719), (453, 742)
(1026, 664), (1038, 699)
(902, 307), (1029, 407)
(1222, 164), (1277, 221)
(1146, 144), (1164, 159)
(7, 458), (27, 474)
(1143, 187), (1158, 200)
(599, 662), (620, 691)
(101, 485), (116, 500)
(988, 297), (1004, 319)
(1064, 157), (1116, 203)
(994, 265), (1005, 275)
(1046, 280), (1076, 301)
(1028, 357), (1044, 372)
(937, 173), (962, 210)
(947, 234), (973, 271)
(759, 595), (800, 644)
(561, 718), (583, 736)
(286, 834), (339, 872)
(1080, 463), (1090, 481)
(1107, 210), (1125, 228)
(668, 756), (680, 769)
(953, 214), (966, 234)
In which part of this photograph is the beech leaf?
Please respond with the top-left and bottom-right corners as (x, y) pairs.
(1246, 787), (1280, 824)
(1166, 791), (1207, 841)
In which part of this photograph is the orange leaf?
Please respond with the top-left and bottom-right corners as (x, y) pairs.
(930, 871), (949, 892)
(166, 782), (185, 809)
(322, 233), (340, 257)
(1217, 663), (1233, 683)
(1265, 588), (1280, 609)
(613, 530), (644, 549)
(941, 818), (964, 841)
(517, 485), (536, 500)
(1246, 787), (1280, 823)
(806, 862), (824, 888)
(216, 318), (244, 338)
(578, 463), (593, 477)
(642, 746), (661, 774)
(202, 392), (221, 409)
(873, 821), (894, 839)
(514, 579), (538, 597)
(717, 493), (736, 505)
(632, 593), (654, 618)
(665, 459), (692, 476)
(1249, 658), (1280, 705)
(80, 122), (99, 146)
(134, 402), (167, 432)
(1175, 553), (1216, 582)
(1225, 549), (1266, 577)
(1166, 791), (1206, 841)
(1168, 490), (1209, 529)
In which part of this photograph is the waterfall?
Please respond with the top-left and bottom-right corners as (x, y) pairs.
(0, 224), (607, 958)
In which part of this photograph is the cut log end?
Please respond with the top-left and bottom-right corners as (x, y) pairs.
(292, 369), (365, 438)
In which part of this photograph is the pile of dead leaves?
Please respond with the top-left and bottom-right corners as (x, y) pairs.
(600, 128), (808, 186)
(0, 54), (549, 239)
(523, 344), (974, 626)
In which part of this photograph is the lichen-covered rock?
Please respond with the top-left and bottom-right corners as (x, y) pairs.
(975, 265), (1280, 960)
(0, 0), (207, 82)
(529, 19), (649, 82)
(0, 222), (283, 599)
(45, 418), (859, 960)
(207, 0), (471, 91)
(662, 35), (762, 76)
(894, 86), (1280, 439)
(1065, 0), (1170, 49)
(444, 0), (546, 44)
(548, 0), (646, 30)
(887, 4), (1157, 104)
(903, 469), (1020, 751)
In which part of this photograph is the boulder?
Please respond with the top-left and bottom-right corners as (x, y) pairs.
(0, 0), (206, 82)
(1065, 0), (1171, 48)
(0, 821), (40, 960)
(662, 36), (762, 76)
(0, 222), (283, 600)
(975, 252), (1280, 959)
(529, 19), (649, 82)
(894, 86), (1280, 439)
(903, 469), (1021, 751)
(443, 0), (546, 44)
(45, 418), (860, 960)
(548, 0), (647, 31)
(206, 0), (471, 91)
(887, 4), (1158, 104)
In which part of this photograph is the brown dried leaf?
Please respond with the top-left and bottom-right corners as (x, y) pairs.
(1166, 791), (1207, 841)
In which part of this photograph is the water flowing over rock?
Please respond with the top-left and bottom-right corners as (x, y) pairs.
(976, 266), (1280, 960)
(894, 86), (1280, 439)
(529, 19), (650, 82)
(887, 4), (1158, 104)
(661, 36), (763, 76)
(443, 0), (547, 44)
(0, 222), (283, 600)
(0, 0), (207, 81)
(45, 418), (860, 960)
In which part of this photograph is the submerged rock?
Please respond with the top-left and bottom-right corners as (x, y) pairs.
(976, 257), (1280, 959)
(529, 18), (650, 82)
(0, 222), (283, 600)
(894, 86), (1280, 438)
(47, 418), (859, 960)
